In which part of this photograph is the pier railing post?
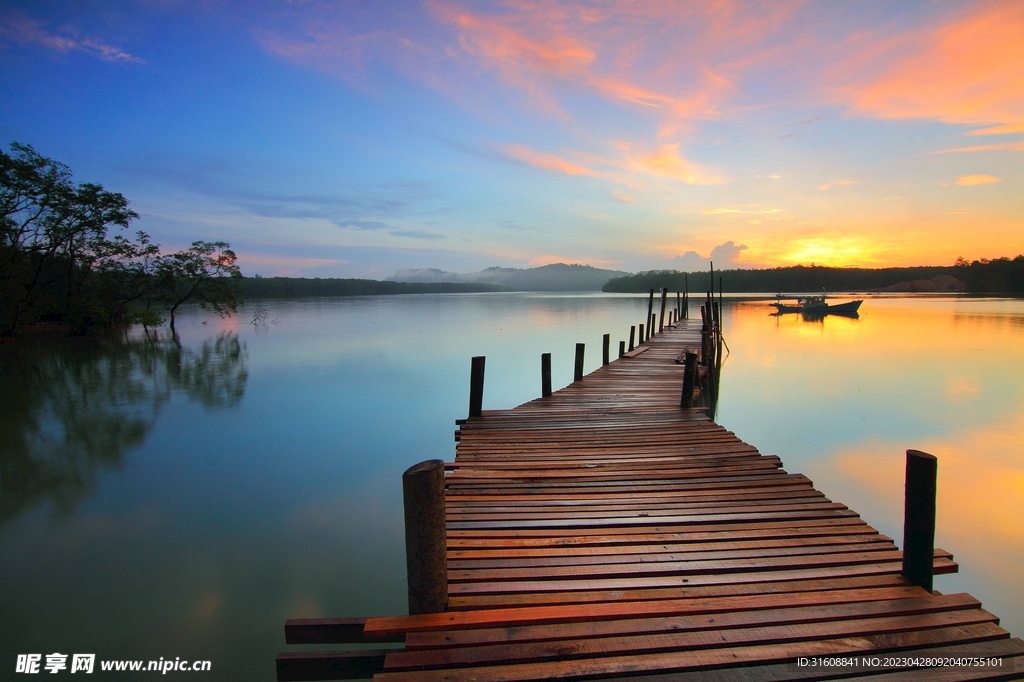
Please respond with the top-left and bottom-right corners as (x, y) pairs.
(403, 459), (447, 615)
(659, 287), (667, 333)
(680, 351), (698, 408)
(574, 343), (585, 382)
(628, 325), (636, 351)
(602, 334), (610, 365)
(541, 353), (552, 398)
(468, 356), (485, 419)
(902, 449), (937, 592)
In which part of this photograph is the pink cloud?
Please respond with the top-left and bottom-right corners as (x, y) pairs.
(835, 2), (1024, 126)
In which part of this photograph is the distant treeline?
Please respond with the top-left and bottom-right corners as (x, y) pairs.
(241, 277), (508, 298)
(954, 256), (1024, 294)
(603, 257), (1024, 295)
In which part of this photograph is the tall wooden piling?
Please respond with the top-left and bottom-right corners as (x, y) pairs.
(402, 459), (447, 615)
(684, 274), (689, 319)
(658, 287), (667, 333)
(902, 449), (938, 592)
(646, 290), (654, 340)
(602, 334), (610, 365)
(680, 351), (698, 408)
(468, 356), (485, 419)
(573, 343), (585, 382)
(628, 325), (636, 351)
(541, 353), (552, 398)
(638, 323), (644, 345)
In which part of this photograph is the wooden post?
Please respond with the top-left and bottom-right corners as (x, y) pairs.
(684, 274), (689, 319)
(618, 340), (625, 358)
(649, 313), (656, 339)
(638, 323), (644, 345)
(628, 325), (636, 351)
(646, 289), (654, 339)
(680, 351), (698, 408)
(676, 292), (681, 318)
(574, 343), (585, 382)
(541, 352), (552, 398)
(403, 459), (447, 615)
(902, 449), (937, 592)
(719, 276), (724, 336)
(468, 356), (485, 419)
(602, 334), (610, 365)
(659, 287), (667, 333)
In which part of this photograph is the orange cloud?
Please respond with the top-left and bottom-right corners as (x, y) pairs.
(632, 144), (718, 185)
(955, 174), (1001, 186)
(839, 2), (1024, 126)
(930, 141), (1024, 154)
(503, 144), (595, 176)
(502, 141), (722, 186)
(967, 122), (1024, 136)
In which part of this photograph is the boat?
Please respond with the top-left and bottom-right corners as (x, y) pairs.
(772, 294), (862, 315)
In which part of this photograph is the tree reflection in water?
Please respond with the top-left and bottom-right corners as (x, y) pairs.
(0, 334), (247, 525)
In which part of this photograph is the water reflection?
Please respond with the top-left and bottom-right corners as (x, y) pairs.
(0, 334), (247, 526)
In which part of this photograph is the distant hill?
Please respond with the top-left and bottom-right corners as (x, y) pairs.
(241, 277), (507, 298)
(389, 263), (628, 291)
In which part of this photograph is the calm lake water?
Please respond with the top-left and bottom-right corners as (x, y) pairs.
(1, 293), (1022, 679)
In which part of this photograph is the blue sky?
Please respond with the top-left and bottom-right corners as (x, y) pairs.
(1, 1), (1021, 277)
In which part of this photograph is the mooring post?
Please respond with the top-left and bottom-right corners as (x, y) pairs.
(468, 356), (485, 419)
(659, 287), (667, 333)
(651, 313), (657, 338)
(902, 449), (937, 592)
(646, 290), (654, 338)
(618, 340), (625, 358)
(684, 274), (689, 319)
(402, 459), (447, 615)
(628, 325), (636, 351)
(676, 291), (681, 318)
(638, 323), (644, 345)
(574, 343), (585, 382)
(680, 351), (698, 408)
(602, 334), (610, 365)
(541, 352), (552, 398)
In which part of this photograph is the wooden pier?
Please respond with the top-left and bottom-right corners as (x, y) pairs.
(278, 312), (1023, 681)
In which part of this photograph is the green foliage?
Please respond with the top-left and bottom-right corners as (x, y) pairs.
(0, 143), (242, 338)
(155, 241), (241, 331)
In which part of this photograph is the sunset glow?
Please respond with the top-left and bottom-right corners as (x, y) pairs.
(1, 1), (1021, 276)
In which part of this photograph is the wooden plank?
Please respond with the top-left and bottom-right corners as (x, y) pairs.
(372, 622), (1011, 681)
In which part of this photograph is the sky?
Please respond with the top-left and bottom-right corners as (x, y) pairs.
(1, 0), (1022, 278)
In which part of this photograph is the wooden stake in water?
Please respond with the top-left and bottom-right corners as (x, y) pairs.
(902, 449), (937, 592)
(403, 459), (447, 615)
(541, 353), (552, 398)
(602, 333), (610, 365)
(574, 343), (585, 382)
(468, 356), (485, 419)
(628, 325), (636, 351)
(659, 287), (667, 333)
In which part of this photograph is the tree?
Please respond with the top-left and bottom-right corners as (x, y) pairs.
(156, 241), (242, 333)
(1, 142), (138, 336)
